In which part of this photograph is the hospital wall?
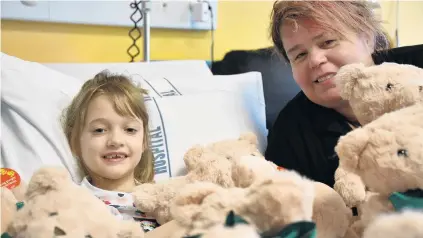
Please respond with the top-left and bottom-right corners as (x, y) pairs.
(1, 1), (422, 63)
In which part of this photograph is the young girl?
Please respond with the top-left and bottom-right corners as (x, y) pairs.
(61, 71), (160, 232)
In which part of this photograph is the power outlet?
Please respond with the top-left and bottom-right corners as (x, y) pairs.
(190, 1), (209, 22)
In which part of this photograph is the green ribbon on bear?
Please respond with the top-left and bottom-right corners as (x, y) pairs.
(184, 210), (317, 238)
(389, 189), (423, 211)
(0, 233), (12, 238)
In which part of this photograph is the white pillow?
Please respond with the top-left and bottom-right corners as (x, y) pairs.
(146, 91), (263, 182)
(1, 53), (83, 182)
(138, 72), (268, 150)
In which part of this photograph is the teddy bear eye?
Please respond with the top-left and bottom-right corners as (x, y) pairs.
(397, 149), (408, 157)
(54, 226), (66, 236)
(386, 83), (394, 91)
(419, 86), (422, 92)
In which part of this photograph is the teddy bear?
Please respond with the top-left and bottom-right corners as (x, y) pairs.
(333, 104), (423, 236)
(334, 103), (423, 209)
(169, 170), (316, 238)
(362, 209), (423, 238)
(168, 155), (354, 238)
(334, 62), (423, 126)
(2, 166), (145, 238)
(131, 132), (263, 225)
(231, 155), (354, 238)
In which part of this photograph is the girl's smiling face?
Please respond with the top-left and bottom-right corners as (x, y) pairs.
(79, 94), (144, 184)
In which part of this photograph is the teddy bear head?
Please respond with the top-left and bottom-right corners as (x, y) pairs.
(5, 166), (144, 238)
(184, 132), (263, 170)
(334, 104), (423, 201)
(335, 62), (423, 125)
(207, 132), (263, 159)
(183, 132), (264, 188)
(183, 145), (235, 188)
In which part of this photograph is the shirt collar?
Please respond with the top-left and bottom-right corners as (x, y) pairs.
(305, 97), (352, 134)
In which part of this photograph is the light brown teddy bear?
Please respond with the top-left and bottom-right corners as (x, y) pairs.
(169, 155), (354, 238)
(132, 132), (262, 225)
(333, 104), (423, 236)
(362, 209), (423, 238)
(3, 166), (145, 238)
(169, 170), (316, 238)
(334, 103), (423, 208)
(231, 155), (354, 238)
(335, 62), (423, 126)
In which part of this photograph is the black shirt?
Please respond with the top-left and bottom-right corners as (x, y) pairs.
(265, 44), (423, 188)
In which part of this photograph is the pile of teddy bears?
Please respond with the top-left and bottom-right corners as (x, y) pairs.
(1, 62), (423, 238)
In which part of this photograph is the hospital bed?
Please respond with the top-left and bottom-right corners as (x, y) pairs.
(1, 53), (268, 184)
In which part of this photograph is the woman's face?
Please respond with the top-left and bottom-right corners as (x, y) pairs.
(281, 19), (375, 109)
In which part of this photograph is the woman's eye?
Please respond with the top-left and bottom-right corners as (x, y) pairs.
(323, 39), (337, 47)
(295, 52), (306, 61)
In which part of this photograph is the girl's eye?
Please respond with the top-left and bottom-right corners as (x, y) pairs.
(93, 128), (105, 133)
(126, 128), (138, 133)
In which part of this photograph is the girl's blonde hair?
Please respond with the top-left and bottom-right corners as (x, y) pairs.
(62, 71), (154, 184)
(270, 0), (391, 62)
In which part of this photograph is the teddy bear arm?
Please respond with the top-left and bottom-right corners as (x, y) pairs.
(333, 167), (366, 208)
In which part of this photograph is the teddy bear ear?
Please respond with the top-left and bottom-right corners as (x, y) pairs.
(25, 167), (70, 198)
(183, 145), (205, 171)
(335, 127), (370, 170)
(239, 132), (258, 145)
(335, 63), (368, 100)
